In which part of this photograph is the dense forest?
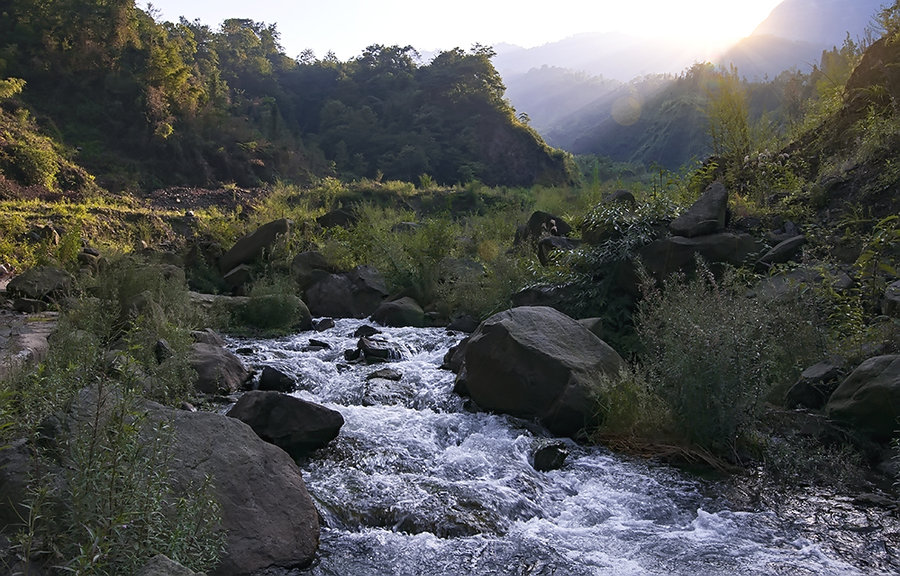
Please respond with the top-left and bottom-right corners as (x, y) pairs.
(0, 0), (574, 192)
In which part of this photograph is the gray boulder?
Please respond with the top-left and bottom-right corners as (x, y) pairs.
(305, 265), (388, 319)
(61, 386), (320, 576)
(258, 366), (297, 393)
(459, 306), (626, 437)
(227, 391), (344, 459)
(639, 232), (762, 280)
(316, 209), (356, 229)
(6, 266), (73, 302)
(577, 318), (604, 340)
(135, 555), (198, 576)
(826, 355), (900, 443)
(756, 235), (806, 270)
(784, 361), (845, 409)
(669, 181), (727, 237)
(0, 439), (34, 534)
(146, 401), (320, 575)
(191, 328), (225, 347)
(190, 343), (251, 394)
(291, 251), (335, 291)
(883, 280), (900, 318)
(371, 297), (426, 328)
(222, 264), (253, 290)
(532, 441), (569, 472)
(537, 236), (581, 266)
(219, 218), (291, 273)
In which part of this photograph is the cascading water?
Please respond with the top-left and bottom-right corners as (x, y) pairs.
(230, 319), (898, 576)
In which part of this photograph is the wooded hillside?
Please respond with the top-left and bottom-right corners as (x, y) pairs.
(0, 0), (575, 193)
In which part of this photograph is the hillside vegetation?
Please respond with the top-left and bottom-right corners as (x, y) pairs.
(0, 0), (574, 192)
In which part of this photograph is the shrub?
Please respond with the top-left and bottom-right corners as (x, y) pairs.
(636, 260), (829, 457)
(233, 274), (310, 336)
(590, 365), (673, 441)
(21, 384), (224, 575)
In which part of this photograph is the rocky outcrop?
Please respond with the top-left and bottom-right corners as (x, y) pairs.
(371, 297), (426, 328)
(227, 391), (344, 459)
(669, 181), (727, 238)
(6, 266), (73, 303)
(458, 306), (626, 437)
(826, 355), (900, 443)
(219, 218), (291, 274)
(638, 232), (762, 280)
(305, 266), (388, 318)
(291, 251), (336, 291)
(190, 343), (251, 394)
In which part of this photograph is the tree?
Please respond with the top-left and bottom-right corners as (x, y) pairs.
(706, 65), (751, 166)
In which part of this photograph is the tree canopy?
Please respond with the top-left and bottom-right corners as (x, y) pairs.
(0, 0), (575, 192)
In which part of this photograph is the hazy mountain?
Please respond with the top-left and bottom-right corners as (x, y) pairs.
(751, 0), (884, 44)
(504, 67), (621, 134)
(494, 33), (704, 82)
(718, 0), (885, 78)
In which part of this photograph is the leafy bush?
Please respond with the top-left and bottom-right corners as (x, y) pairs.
(233, 274), (310, 336)
(590, 365), (673, 441)
(636, 260), (829, 456)
(536, 193), (681, 353)
(759, 435), (864, 488)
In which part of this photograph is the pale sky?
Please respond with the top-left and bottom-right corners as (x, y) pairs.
(145, 0), (785, 61)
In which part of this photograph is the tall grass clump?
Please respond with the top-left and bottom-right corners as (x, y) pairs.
(636, 260), (829, 457)
(19, 384), (224, 575)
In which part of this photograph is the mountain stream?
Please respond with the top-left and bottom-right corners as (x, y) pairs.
(230, 319), (898, 576)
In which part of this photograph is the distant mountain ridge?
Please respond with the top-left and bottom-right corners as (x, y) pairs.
(719, 0), (885, 78)
(751, 0), (884, 44)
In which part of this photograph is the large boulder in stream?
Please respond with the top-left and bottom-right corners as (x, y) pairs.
(825, 355), (900, 443)
(458, 306), (626, 437)
(190, 343), (251, 394)
(227, 390), (344, 459)
(371, 296), (426, 328)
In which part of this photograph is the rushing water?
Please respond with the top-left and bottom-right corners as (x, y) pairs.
(230, 319), (898, 576)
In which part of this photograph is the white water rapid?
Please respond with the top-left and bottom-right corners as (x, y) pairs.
(229, 319), (897, 576)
